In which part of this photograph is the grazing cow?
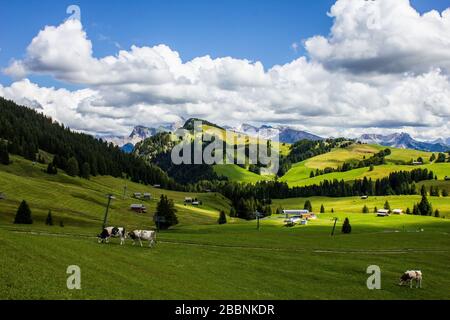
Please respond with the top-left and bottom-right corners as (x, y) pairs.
(399, 270), (422, 288)
(128, 230), (157, 247)
(97, 227), (127, 245)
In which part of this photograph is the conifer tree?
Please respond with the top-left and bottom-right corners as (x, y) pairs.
(341, 218), (352, 234)
(45, 210), (54, 226)
(154, 195), (178, 230)
(218, 210), (227, 225)
(14, 200), (33, 224)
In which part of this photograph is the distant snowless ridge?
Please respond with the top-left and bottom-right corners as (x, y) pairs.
(97, 121), (450, 152)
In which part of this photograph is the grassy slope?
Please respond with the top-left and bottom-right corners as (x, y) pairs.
(203, 124), (290, 182)
(213, 164), (269, 183)
(0, 156), (232, 231)
(281, 144), (449, 187)
(1, 155), (450, 299)
(1, 214), (449, 299)
(272, 195), (450, 218)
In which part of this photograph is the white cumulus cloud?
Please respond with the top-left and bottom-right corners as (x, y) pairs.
(1, 0), (449, 141)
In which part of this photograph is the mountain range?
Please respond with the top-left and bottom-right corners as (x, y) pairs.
(99, 120), (449, 153)
(358, 133), (449, 152)
(229, 123), (323, 144)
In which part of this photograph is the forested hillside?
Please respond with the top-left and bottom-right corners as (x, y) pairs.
(0, 98), (180, 189)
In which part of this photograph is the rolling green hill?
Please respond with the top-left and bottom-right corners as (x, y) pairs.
(0, 156), (232, 231)
(213, 164), (269, 183)
(1, 154), (450, 299)
(280, 144), (449, 187)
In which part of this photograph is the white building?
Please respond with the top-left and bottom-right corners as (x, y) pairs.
(377, 209), (390, 217)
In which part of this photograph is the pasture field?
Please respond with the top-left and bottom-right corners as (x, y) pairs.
(213, 164), (269, 183)
(1, 155), (450, 300)
(281, 163), (449, 187)
(0, 156), (232, 231)
(1, 214), (450, 300)
(272, 195), (450, 218)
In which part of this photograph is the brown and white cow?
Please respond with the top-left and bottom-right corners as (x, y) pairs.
(128, 230), (157, 247)
(399, 270), (422, 288)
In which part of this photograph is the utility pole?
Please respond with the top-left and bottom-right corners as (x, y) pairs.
(102, 194), (115, 230)
(331, 217), (338, 236)
(255, 211), (262, 231)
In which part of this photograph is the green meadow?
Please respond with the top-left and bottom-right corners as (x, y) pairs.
(280, 144), (448, 187)
(213, 164), (269, 183)
(1, 155), (450, 300)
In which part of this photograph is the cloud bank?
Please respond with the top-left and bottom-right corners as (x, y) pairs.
(1, 0), (449, 140)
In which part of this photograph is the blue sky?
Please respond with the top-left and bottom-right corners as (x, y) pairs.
(0, 0), (449, 140)
(1, 0), (449, 87)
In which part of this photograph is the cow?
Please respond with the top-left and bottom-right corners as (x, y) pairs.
(97, 227), (127, 245)
(128, 230), (157, 247)
(399, 270), (422, 288)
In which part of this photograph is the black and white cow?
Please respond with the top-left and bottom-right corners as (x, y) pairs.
(399, 270), (422, 288)
(97, 227), (127, 245)
(128, 230), (156, 247)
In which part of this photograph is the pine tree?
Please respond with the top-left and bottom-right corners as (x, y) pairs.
(413, 204), (419, 215)
(341, 218), (352, 234)
(406, 208), (411, 215)
(420, 185), (427, 196)
(436, 153), (446, 163)
(81, 162), (91, 179)
(331, 208), (334, 213)
(384, 201), (391, 213)
(442, 189), (448, 197)
(66, 157), (79, 177)
(264, 206), (273, 216)
(374, 206), (378, 213)
(362, 205), (369, 213)
(154, 195), (178, 230)
(218, 210), (227, 225)
(434, 209), (440, 218)
(46, 162), (58, 174)
(45, 210), (54, 226)
(0, 143), (10, 165)
(304, 200), (312, 212)
(418, 194), (433, 216)
(320, 204), (325, 213)
(14, 200), (33, 224)
(430, 153), (436, 162)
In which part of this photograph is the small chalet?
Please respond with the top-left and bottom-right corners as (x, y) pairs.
(143, 193), (152, 200)
(377, 209), (390, 217)
(130, 204), (147, 213)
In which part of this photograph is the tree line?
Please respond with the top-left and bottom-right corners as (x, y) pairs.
(277, 138), (348, 176)
(0, 97), (182, 190)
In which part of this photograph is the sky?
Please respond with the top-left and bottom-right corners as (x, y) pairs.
(0, 0), (449, 141)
